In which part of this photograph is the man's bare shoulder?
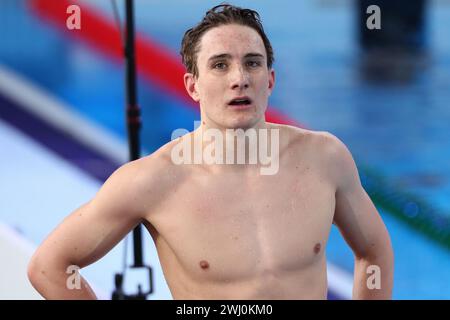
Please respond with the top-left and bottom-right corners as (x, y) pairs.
(121, 137), (187, 185)
(267, 123), (352, 178)
(100, 138), (187, 211)
(267, 122), (341, 154)
(282, 126), (356, 186)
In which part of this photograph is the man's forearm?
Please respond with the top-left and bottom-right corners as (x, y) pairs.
(352, 254), (393, 299)
(29, 266), (97, 300)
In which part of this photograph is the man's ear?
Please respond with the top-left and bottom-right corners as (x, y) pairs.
(183, 73), (200, 102)
(268, 68), (275, 95)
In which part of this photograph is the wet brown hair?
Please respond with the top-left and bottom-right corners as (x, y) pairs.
(180, 3), (274, 78)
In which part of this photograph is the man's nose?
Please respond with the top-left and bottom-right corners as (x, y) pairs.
(230, 66), (249, 90)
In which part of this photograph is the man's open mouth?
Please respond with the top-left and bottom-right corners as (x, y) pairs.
(228, 97), (252, 106)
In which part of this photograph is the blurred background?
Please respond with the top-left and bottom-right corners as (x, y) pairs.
(0, 0), (449, 299)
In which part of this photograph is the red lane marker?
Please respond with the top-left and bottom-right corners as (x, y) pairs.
(29, 0), (302, 127)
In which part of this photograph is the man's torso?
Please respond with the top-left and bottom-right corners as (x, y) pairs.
(140, 124), (337, 299)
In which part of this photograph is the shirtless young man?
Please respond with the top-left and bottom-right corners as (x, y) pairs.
(28, 4), (393, 299)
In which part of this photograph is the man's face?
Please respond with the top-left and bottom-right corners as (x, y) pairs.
(184, 24), (275, 130)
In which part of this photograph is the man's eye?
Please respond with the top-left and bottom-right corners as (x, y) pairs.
(247, 61), (261, 68)
(213, 62), (227, 69)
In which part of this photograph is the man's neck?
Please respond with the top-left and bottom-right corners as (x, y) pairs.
(198, 118), (269, 133)
(188, 120), (279, 175)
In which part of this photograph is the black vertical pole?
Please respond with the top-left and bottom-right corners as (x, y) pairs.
(124, 0), (143, 268)
(112, 0), (153, 300)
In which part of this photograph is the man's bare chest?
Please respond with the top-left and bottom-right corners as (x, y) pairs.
(146, 164), (336, 281)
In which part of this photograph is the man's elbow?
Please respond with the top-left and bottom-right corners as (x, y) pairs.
(27, 251), (54, 291)
(355, 238), (394, 282)
(27, 250), (69, 295)
(352, 241), (394, 299)
(356, 226), (394, 260)
(27, 254), (45, 293)
(354, 233), (394, 286)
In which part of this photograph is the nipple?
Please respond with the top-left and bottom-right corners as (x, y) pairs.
(314, 243), (321, 254)
(199, 260), (210, 270)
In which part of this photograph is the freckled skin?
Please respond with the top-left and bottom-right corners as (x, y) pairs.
(199, 260), (210, 270)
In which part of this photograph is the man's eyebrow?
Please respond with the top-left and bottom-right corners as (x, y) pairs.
(207, 53), (232, 62)
(244, 53), (264, 59)
(207, 53), (265, 62)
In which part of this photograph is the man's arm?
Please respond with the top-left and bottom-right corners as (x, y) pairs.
(27, 158), (158, 299)
(326, 133), (394, 299)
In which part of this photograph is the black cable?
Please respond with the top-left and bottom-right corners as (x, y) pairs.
(109, 0), (129, 288)
(109, 0), (153, 300)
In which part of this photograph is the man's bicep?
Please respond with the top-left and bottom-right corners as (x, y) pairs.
(33, 164), (143, 269)
(330, 135), (390, 258)
(334, 185), (389, 258)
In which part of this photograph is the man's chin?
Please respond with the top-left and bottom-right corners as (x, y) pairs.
(223, 116), (262, 130)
